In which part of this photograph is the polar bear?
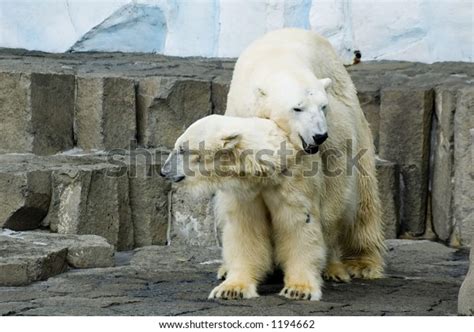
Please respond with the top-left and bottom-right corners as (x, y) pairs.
(216, 29), (385, 297)
(161, 114), (327, 300)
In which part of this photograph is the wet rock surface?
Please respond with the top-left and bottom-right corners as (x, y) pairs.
(0, 240), (468, 316)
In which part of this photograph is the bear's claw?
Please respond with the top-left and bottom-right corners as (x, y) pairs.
(279, 284), (321, 301)
(323, 262), (351, 283)
(208, 281), (258, 300)
(343, 259), (384, 279)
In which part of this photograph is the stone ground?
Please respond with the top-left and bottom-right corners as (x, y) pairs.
(0, 240), (468, 316)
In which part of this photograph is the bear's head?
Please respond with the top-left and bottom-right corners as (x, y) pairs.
(160, 115), (295, 190)
(255, 70), (331, 154)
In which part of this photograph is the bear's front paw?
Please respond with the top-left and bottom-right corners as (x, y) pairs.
(323, 262), (351, 283)
(279, 283), (322, 301)
(208, 281), (258, 300)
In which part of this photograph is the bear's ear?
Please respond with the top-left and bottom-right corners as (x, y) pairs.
(320, 78), (332, 90)
(221, 132), (241, 149)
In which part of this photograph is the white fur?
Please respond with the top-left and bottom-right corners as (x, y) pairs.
(218, 28), (385, 298)
(163, 114), (327, 300)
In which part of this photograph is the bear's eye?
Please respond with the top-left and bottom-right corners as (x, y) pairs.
(293, 107), (303, 112)
(321, 105), (327, 112)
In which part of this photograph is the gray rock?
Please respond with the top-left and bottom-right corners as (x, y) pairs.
(0, 72), (75, 155)
(431, 86), (457, 242)
(0, 230), (114, 286)
(453, 87), (474, 245)
(15, 231), (114, 269)
(0, 169), (50, 230)
(136, 77), (212, 149)
(385, 239), (468, 279)
(126, 149), (171, 247)
(46, 163), (127, 248)
(116, 174), (133, 251)
(379, 88), (434, 236)
(358, 89), (380, 152)
(211, 78), (230, 115)
(459, 236), (474, 315)
(130, 245), (221, 272)
(0, 232), (68, 286)
(170, 185), (219, 247)
(75, 76), (136, 151)
(376, 159), (400, 239)
(0, 239), (468, 316)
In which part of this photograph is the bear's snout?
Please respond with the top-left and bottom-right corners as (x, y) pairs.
(313, 133), (328, 145)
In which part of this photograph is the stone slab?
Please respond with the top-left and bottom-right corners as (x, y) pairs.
(211, 77), (230, 115)
(0, 232), (68, 286)
(136, 77), (212, 149)
(0, 72), (74, 155)
(120, 149), (171, 247)
(431, 86), (457, 242)
(376, 159), (400, 239)
(45, 164), (124, 248)
(379, 88), (434, 236)
(169, 185), (219, 247)
(0, 230), (114, 286)
(75, 76), (136, 151)
(0, 239), (468, 315)
(453, 87), (474, 245)
(459, 236), (474, 315)
(0, 169), (50, 230)
(358, 88), (381, 152)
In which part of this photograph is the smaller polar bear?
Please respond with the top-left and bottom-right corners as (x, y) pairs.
(161, 114), (327, 300)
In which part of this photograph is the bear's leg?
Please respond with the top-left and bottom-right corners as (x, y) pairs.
(323, 231), (351, 283)
(209, 191), (273, 300)
(216, 264), (227, 280)
(271, 210), (326, 301)
(342, 150), (385, 279)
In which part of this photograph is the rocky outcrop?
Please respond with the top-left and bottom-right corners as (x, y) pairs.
(0, 230), (113, 286)
(0, 51), (472, 288)
(459, 236), (474, 315)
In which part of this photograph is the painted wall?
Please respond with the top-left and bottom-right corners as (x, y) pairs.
(0, 0), (472, 63)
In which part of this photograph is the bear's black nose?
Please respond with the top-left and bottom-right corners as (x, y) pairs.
(313, 133), (328, 145)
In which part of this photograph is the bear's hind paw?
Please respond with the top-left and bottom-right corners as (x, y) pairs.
(343, 259), (384, 279)
(323, 262), (351, 283)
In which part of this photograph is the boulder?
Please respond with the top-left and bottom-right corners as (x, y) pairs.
(453, 87), (474, 245)
(379, 88), (433, 236)
(0, 231), (68, 286)
(136, 77), (212, 149)
(211, 77), (230, 115)
(0, 167), (50, 231)
(459, 236), (474, 315)
(358, 88), (381, 152)
(45, 162), (128, 248)
(75, 76), (136, 151)
(0, 72), (74, 155)
(169, 185), (219, 247)
(126, 149), (171, 247)
(0, 230), (114, 286)
(431, 86), (457, 242)
(376, 159), (400, 239)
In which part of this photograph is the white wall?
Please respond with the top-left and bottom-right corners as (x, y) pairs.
(0, 0), (472, 63)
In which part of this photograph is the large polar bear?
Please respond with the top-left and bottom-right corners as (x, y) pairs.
(161, 114), (327, 300)
(217, 29), (385, 298)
